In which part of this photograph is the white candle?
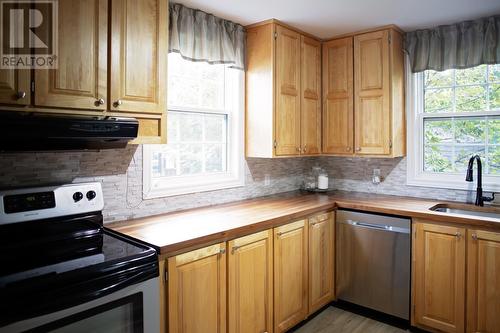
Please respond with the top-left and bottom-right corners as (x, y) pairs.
(318, 174), (328, 190)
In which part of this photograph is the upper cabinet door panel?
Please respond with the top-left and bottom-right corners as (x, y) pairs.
(275, 25), (301, 156)
(300, 36), (321, 155)
(34, 0), (107, 110)
(0, 69), (30, 105)
(110, 0), (167, 114)
(322, 37), (353, 154)
(354, 30), (390, 155)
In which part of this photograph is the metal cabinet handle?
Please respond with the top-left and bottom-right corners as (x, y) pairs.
(296, 147), (301, 153)
(96, 98), (105, 105)
(276, 231), (283, 237)
(455, 232), (462, 239)
(231, 245), (240, 254)
(471, 233), (477, 240)
(16, 91), (26, 99)
(303, 145), (307, 153)
(346, 146), (351, 151)
(355, 147), (361, 152)
(114, 99), (122, 107)
(219, 248), (226, 254)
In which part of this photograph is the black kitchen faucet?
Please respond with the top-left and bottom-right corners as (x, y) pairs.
(465, 155), (495, 206)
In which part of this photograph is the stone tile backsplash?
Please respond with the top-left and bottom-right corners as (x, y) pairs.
(0, 146), (476, 223)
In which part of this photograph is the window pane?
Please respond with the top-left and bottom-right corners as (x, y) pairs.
(424, 88), (453, 113)
(205, 143), (225, 172)
(490, 83), (500, 110)
(455, 85), (487, 112)
(455, 65), (486, 85)
(179, 143), (203, 175)
(179, 113), (203, 142)
(425, 70), (453, 88)
(490, 118), (500, 144)
(205, 114), (225, 142)
(424, 145), (453, 173)
(455, 118), (485, 143)
(489, 64), (500, 82)
(168, 53), (225, 110)
(424, 119), (453, 144)
(488, 146), (500, 174)
(455, 146), (485, 172)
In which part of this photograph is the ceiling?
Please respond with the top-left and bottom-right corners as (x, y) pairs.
(174, 0), (500, 38)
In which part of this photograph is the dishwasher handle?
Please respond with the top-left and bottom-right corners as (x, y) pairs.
(345, 219), (410, 234)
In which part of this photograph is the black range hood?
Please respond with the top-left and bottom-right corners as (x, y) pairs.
(0, 112), (139, 152)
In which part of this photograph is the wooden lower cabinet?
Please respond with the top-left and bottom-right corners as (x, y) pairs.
(412, 221), (466, 333)
(308, 212), (335, 314)
(228, 230), (274, 333)
(274, 220), (309, 333)
(167, 243), (226, 333)
(467, 229), (500, 333)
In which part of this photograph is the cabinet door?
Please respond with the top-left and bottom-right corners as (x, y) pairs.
(168, 243), (226, 333)
(0, 69), (30, 105)
(467, 229), (500, 333)
(274, 220), (308, 333)
(228, 230), (273, 333)
(308, 213), (334, 314)
(300, 36), (321, 155)
(110, 0), (167, 114)
(275, 25), (301, 156)
(413, 222), (466, 333)
(354, 30), (390, 155)
(34, 0), (107, 110)
(322, 37), (353, 154)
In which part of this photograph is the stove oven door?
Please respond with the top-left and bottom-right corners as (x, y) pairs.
(1, 277), (159, 333)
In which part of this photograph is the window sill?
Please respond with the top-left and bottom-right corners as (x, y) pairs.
(143, 178), (245, 199)
(406, 174), (500, 193)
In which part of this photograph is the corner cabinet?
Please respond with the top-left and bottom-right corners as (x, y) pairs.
(0, 0), (168, 145)
(246, 20), (321, 158)
(322, 27), (405, 157)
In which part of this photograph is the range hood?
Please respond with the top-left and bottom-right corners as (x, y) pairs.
(0, 113), (139, 151)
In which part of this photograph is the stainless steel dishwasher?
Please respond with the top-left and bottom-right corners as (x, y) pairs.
(336, 209), (411, 320)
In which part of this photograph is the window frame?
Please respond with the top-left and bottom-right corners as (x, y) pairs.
(406, 59), (500, 192)
(143, 60), (245, 199)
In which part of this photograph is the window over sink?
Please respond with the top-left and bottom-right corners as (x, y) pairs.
(407, 62), (500, 191)
(143, 53), (244, 198)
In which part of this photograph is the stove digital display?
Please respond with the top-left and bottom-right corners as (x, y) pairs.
(3, 192), (56, 214)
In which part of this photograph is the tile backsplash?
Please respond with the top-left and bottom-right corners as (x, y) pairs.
(0, 146), (477, 223)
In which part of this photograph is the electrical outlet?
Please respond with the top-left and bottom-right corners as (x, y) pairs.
(264, 174), (271, 186)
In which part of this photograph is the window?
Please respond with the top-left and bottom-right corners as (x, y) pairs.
(407, 62), (500, 191)
(143, 53), (244, 198)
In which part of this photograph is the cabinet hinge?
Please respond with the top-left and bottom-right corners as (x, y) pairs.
(164, 270), (168, 283)
(31, 81), (35, 93)
(389, 140), (393, 149)
(273, 140), (277, 148)
(274, 32), (278, 40)
(388, 33), (392, 45)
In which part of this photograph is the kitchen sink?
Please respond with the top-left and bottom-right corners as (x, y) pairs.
(429, 203), (500, 220)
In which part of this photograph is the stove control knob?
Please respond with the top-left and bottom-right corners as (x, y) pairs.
(86, 190), (97, 201)
(73, 192), (84, 202)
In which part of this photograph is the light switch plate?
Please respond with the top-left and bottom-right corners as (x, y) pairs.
(264, 174), (271, 186)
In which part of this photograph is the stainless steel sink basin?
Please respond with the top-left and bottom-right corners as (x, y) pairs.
(430, 204), (500, 220)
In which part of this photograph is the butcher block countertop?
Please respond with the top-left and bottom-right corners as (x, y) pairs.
(107, 190), (500, 256)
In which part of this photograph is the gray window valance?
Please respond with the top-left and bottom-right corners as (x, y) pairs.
(169, 3), (246, 70)
(404, 15), (500, 73)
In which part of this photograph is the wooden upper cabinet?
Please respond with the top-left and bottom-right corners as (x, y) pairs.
(275, 25), (301, 156)
(354, 30), (390, 155)
(245, 20), (321, 158)
(322, 37), (353, 155)
(413, 222), (466, 333)
(228, 230), (274, 333)
(353, 29), (405, 157)
(467, 229), (500, 333)
(110, 0), (167, 114)
(168, 243), (226, 333)
(300, 36), (321, 155)
(34, 0), (108, 110)
(0, 69), (30, 105)
(274, 220), (308, 333)
(308, 212), (334, 314)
